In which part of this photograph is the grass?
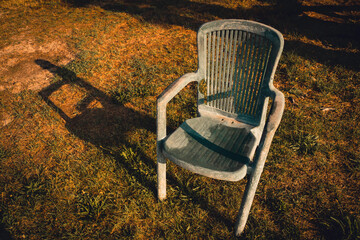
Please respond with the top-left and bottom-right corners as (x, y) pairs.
(0, 0), (359, 239)
(110, 58), (159, 105)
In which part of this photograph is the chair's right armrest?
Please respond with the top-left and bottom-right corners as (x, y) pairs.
(157, 72), (201, 141)
(157, 72), (201, 105)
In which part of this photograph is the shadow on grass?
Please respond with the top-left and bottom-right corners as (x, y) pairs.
(263, 191), (301, 239)
(36, 59), (158, 191)
(0, 213), (12, 240)
(0, 228), (12, 240)
(310, 205), (360, 240)
(36, 59), (235, 232)
(36, 59), (154, 146)
(285, 40), (360, 72)
(62, 0), (359, 71)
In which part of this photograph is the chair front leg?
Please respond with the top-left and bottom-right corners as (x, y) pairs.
(157, 101), (167, 201)
(157, 150), (167, 200)
(156, 72), (200, 201)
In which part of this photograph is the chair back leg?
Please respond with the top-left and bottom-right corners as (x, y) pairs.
(234, 169), (263, 236)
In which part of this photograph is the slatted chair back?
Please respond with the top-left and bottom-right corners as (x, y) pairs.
(197, 20), (283, 126)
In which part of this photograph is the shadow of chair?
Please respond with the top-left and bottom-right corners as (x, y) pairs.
(36, 59), (236, 231)
(36, 59), (158, 192)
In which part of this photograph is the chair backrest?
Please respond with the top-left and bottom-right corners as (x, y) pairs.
(197, 20), (284, 126)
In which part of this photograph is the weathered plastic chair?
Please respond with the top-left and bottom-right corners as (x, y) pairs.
(157, 19), (284, 236)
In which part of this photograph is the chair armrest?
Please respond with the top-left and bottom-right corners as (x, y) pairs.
(157, 72), (201, 141)
(157, 72), (201, 105)
(249, 87), (284, 171)
(266, 88), (285, 133)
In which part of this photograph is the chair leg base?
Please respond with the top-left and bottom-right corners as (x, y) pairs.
(158, 193), (166, 201)
(234, 221), (246, 237)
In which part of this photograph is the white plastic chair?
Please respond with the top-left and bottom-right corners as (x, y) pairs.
(156, 19), (285, 236)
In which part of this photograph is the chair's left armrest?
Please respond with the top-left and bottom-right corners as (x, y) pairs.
(266, 87), (285, 133)
(157, 72), (201, 141)
(249, 87), (285, 172)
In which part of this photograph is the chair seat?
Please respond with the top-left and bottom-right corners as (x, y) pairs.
(162, 117), (257, 181)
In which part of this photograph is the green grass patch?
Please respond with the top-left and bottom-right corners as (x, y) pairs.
(111, 58), (158, 105)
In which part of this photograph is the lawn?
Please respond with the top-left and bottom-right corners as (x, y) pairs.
(0, 0), (359, 239)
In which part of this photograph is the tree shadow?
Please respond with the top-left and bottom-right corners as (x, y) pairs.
(36, 59), (235, 232)
(62, 0), (359, 71)
(262, 190), (301, 239)
(0, 223), (12, 240)
(285, 40), (360, 71)
(0, 210), (12, 240)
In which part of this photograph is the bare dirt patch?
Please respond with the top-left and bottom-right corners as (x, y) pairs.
(0, 39), (74, 93)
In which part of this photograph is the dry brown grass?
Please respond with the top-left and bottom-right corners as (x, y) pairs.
(0, 0), (359, 239)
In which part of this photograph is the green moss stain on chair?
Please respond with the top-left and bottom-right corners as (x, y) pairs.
(157, 19), (285, 236)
